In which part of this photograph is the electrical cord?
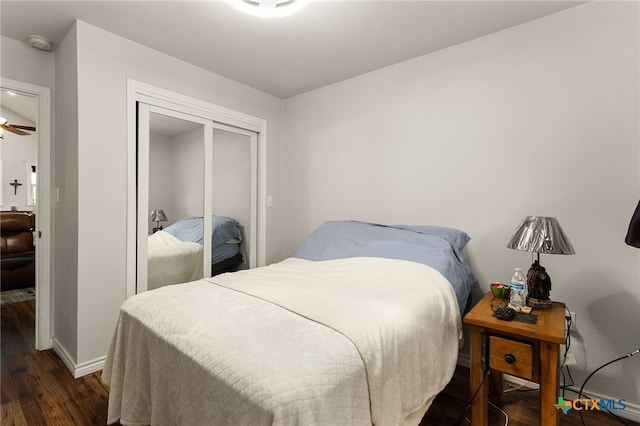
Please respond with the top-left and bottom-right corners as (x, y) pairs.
(453, 369), (490, 426)
(577, 348), (639, 426)
(502, 382), (526, 393)
(561, 306), (574, 398)
(561, 365), (575, 394)
(488, 401), (509, 426)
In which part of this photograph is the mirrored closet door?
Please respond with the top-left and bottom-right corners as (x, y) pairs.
(211, 124), (258, 270)
(136, 103), (259, 294)
(137, 104), (212, 293)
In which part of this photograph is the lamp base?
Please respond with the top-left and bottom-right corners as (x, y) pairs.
(527, 296), (553, 309)
(526, 260), (553, 309)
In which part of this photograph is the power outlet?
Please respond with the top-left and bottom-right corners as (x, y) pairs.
(563, 353), (577, 366)
(566, 311), (577, 331)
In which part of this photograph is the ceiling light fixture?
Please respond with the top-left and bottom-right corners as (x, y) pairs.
(28, 34), (53, 52)
(225, 0), (308, 18)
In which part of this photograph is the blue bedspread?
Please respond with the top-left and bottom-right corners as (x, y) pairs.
(294, 221), (476, 313)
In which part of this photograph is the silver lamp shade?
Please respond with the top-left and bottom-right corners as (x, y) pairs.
(507, 216), (574, 309)
(507, 216), (575, 255)
(150, 209), (168, 223)
(150, 209), (168, 232)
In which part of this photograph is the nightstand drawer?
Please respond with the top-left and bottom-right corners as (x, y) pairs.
(489, 336), (533, 380)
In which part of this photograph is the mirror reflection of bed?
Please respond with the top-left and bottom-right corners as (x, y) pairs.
(147, 215), (244, 290)
(147, 113), (251, 289)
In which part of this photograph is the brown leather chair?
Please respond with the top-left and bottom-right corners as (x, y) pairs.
(1, 212), (36, 291)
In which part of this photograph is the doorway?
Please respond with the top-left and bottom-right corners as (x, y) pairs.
(126, 80), (267, 297)
(0, 78), (52, 350)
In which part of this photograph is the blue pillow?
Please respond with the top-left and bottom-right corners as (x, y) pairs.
(294, 220), (475, 313)
(163, 215), (241, 248)
(382, 224), (470, 251)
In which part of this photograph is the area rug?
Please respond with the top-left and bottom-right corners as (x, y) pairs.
(0, 287), (35, 306)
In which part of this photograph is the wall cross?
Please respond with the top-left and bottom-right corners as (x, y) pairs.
(10, 179), (22, 195)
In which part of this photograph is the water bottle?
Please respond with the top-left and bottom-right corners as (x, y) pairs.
(509, 268), (526, 310)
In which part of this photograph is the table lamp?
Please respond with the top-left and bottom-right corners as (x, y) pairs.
(150, 209), (168, 233)
(506, 216), (575, 309)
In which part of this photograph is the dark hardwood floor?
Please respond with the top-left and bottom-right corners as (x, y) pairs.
(1, 298), (119, 425)
(2, 298), (637, 426)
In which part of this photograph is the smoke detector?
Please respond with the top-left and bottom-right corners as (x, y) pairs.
(28, 35), (53, 52)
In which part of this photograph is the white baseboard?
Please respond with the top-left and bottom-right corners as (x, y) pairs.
(455, 355), (639, 422)
(503, 374), (539, 390)
(51, 338), (76, 375)
(51, 338), (106, 378)
(75, 356), (106, 378)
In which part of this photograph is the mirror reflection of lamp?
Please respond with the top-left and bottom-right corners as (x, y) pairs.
(150, 209), (168, 233)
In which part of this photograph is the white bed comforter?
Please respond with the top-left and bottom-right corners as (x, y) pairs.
(102, 257), (462, 426)
(147, 230), (203, 290)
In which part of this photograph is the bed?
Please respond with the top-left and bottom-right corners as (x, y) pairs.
(103, 220), (476, 425)
(147, 215), (244, 289)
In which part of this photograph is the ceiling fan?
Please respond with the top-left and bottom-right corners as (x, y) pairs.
(0, 116), (36, 139)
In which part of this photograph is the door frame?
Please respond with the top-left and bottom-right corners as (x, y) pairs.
(126, 79), (267, 298)
(0, 77), (53, 350)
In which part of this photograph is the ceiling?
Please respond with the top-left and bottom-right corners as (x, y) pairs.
(1, 1), (585, 99)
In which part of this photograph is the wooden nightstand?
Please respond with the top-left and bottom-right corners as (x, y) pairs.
(464, 292), (566, 426)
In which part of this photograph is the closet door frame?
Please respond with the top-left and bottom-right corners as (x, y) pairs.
(126, 79), (267, 298)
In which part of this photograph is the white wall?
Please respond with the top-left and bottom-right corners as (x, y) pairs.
(53, 20), (283, 369)
(171, 127), (206, 221)
(283, 1), (640, 416)
(54, 24), (80, 362)
(1, 36), (55, 89)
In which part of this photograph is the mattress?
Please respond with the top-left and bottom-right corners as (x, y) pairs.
(103, 257), (462, 426)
